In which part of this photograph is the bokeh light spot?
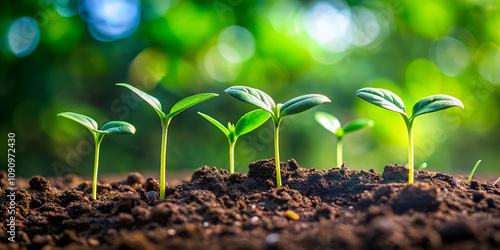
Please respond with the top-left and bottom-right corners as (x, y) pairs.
(405, 59), (442, 100)
(403, 0), (454, 38)
(267, 1), (301, 34)
(351, 6), (381, 48)
(477, 42), (500, 84)
(203, 46), (241, 82)
(142, 0), (171, 20)
(128, 47), (169, 90)
(6, 17), (40, 57)
(431, 36), (471, 77)
(55, 0), (80, 17)
(217, 25), (256, 63)
(81, 0), (140, 41)
(304, 0), (353, 53)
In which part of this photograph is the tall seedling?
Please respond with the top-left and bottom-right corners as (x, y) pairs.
(117, 83), (218, 199)
(225, 86), (331, 187)
(356, 87), (464, 184)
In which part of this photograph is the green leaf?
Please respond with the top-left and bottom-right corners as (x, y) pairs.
(314, 112), (342, 136)
(411, 95), (464, 120)
(116, 83), (165, 118)
(198, 112), (229, 137)
(235, 110), (271, 137)
(356, 88), (407, 117)
(224, 86), (275, 113)
(280, 94), (331, 117)
(167, 93), (218, 119)
(343, 118), (374, 134)
(100, 121), (136, 134)
(58, 112), (99, 132)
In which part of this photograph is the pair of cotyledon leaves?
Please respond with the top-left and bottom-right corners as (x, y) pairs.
(57, 112), (136, 138)
(224, 86), (331, 122)
(314, 112), (374, 138)
(356, 87), (464, 122)
(116, 83), (219, 123)
(198, 110), (270, 143)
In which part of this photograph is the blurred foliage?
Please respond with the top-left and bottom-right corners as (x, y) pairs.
(1, 0), (500, 178)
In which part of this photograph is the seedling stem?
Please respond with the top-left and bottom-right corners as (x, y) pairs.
(337, 137), (343, 167)
(229, 141), (236, 173)
(274, 121), (282, 187)
(407, 120), (414, 184)
(93, 136), (102, 199)
(160, 118), (171, 199)
(467, 160), (482, 183)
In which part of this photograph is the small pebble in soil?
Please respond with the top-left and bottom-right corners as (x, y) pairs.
(250, 216), (259, 224)
(202, 221), (209, 227)
(145, 177), (161, 193)
(119, 213), (134, 224)
(265, 233), (280, 245)
(127, 172), (144, 185)
(472, 191), (485, 202)
(167, 229), (176, 236)
(382, 164), (408, 182)
(287, 158), (300, 171)
(120, 193), (141, 209)
(285, 210), (300, 220)
(29, 176), (50, 191)
(146, 191), (158, 199)
(88, 238), (99, 247)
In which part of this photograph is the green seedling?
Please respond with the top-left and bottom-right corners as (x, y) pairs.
(356, 87), (464, 184)
(198, 110), (270, 173)
(57, 112), (136, 199)
(314, 112), (373, 167)
(467, 160), (482, 183)
(418, 162), (428, 170)
(225, 86), (331, 187)
(117, 83), (218, 199)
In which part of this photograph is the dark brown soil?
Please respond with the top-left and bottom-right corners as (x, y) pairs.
(1, 159), (500, 249)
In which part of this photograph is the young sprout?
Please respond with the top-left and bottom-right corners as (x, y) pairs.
(225, 86), (331, 187)
(467, 160), (482, 183)
(314, 112), (373, 167)
(356, 87), (464, 184)
(57, 112), (136, 199)
(117, 83), (218, 199)
(418, 162), (428, 170)
(198, 110), (270, 173)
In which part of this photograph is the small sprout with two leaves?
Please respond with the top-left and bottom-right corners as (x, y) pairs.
(57, 112), (136, 199)
(225, 86), (331, 187)
(198, 110), (270, 174)
(117, 83), (218, 199)
(356, 87), (464, 184)
(314, 112), (373, 167)
(467, 160), (482, 183)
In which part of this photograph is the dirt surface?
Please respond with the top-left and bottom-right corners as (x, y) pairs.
(1, 159), (500, 249)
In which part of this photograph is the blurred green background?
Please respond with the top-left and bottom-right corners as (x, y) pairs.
(2, 0), (499, 178)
